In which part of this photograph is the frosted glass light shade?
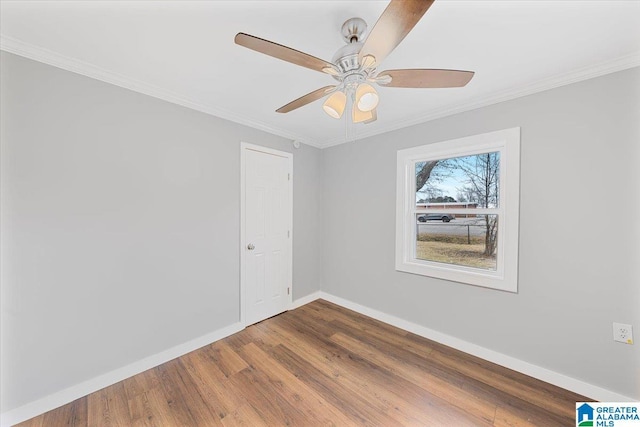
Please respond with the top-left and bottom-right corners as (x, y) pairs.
(322, 91), (347, 119)
(356, 83), (379, 112)
(352, 104), (375, 123)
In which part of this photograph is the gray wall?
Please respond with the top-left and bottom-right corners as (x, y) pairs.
(2, 48), (638, 413)
(0, 52), (322, 411)
(322, 67), (640, 399)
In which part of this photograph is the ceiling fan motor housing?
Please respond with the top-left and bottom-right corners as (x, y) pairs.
(332, 42), (363, 74)
(341, 17), (367, 44)
(332, 17), (370, 75)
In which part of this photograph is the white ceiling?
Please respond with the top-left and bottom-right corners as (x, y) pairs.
(2, 1), (639, 148)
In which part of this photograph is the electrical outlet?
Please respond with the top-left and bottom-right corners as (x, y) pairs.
(613, 323), (634, 344)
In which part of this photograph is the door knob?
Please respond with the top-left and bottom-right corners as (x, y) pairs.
(247, 243), (255, 250)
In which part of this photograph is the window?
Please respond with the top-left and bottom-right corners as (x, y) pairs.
(395, 128), (520, 292)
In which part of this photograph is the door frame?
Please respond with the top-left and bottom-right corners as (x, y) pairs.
(240, 142), (293, 327)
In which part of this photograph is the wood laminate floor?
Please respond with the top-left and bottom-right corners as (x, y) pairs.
(16, 299), (590, 426)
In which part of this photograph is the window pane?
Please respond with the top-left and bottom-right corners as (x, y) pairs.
(415, 214), (498, 271)
(416, 152), (500, 209)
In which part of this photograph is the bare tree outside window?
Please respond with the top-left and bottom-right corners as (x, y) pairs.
(415, 152), (501, 268)
(454, 152), (500, 256)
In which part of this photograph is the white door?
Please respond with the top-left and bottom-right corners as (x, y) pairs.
(241, 143), (292, 326)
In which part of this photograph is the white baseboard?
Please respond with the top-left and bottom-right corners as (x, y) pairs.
(0, 322), (244, 427)
(317, 291), (636, 403)
(3, 292), (635, 425)
(1, 291), (320, 426)
(290, 291), (322, 310)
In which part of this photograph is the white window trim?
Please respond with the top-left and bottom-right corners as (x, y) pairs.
(395, 127), (521, 292)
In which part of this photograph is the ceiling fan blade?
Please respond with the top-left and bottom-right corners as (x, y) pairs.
(276, 86), (336, 113)
(376, 69), (474, 88)
(359, 0), (435, 65)
(235, 33), (335, 74)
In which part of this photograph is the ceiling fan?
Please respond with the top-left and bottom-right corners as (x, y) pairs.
(235, 0), (474, 124)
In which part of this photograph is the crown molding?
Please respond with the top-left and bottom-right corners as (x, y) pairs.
(319, 52), (640, 148)
(2, 34), (637, 151)
(0, 35), (323, 149)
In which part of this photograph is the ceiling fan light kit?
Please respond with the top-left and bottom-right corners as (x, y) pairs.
(235, 0), (474, 125)
(323, 91), (347, 119)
